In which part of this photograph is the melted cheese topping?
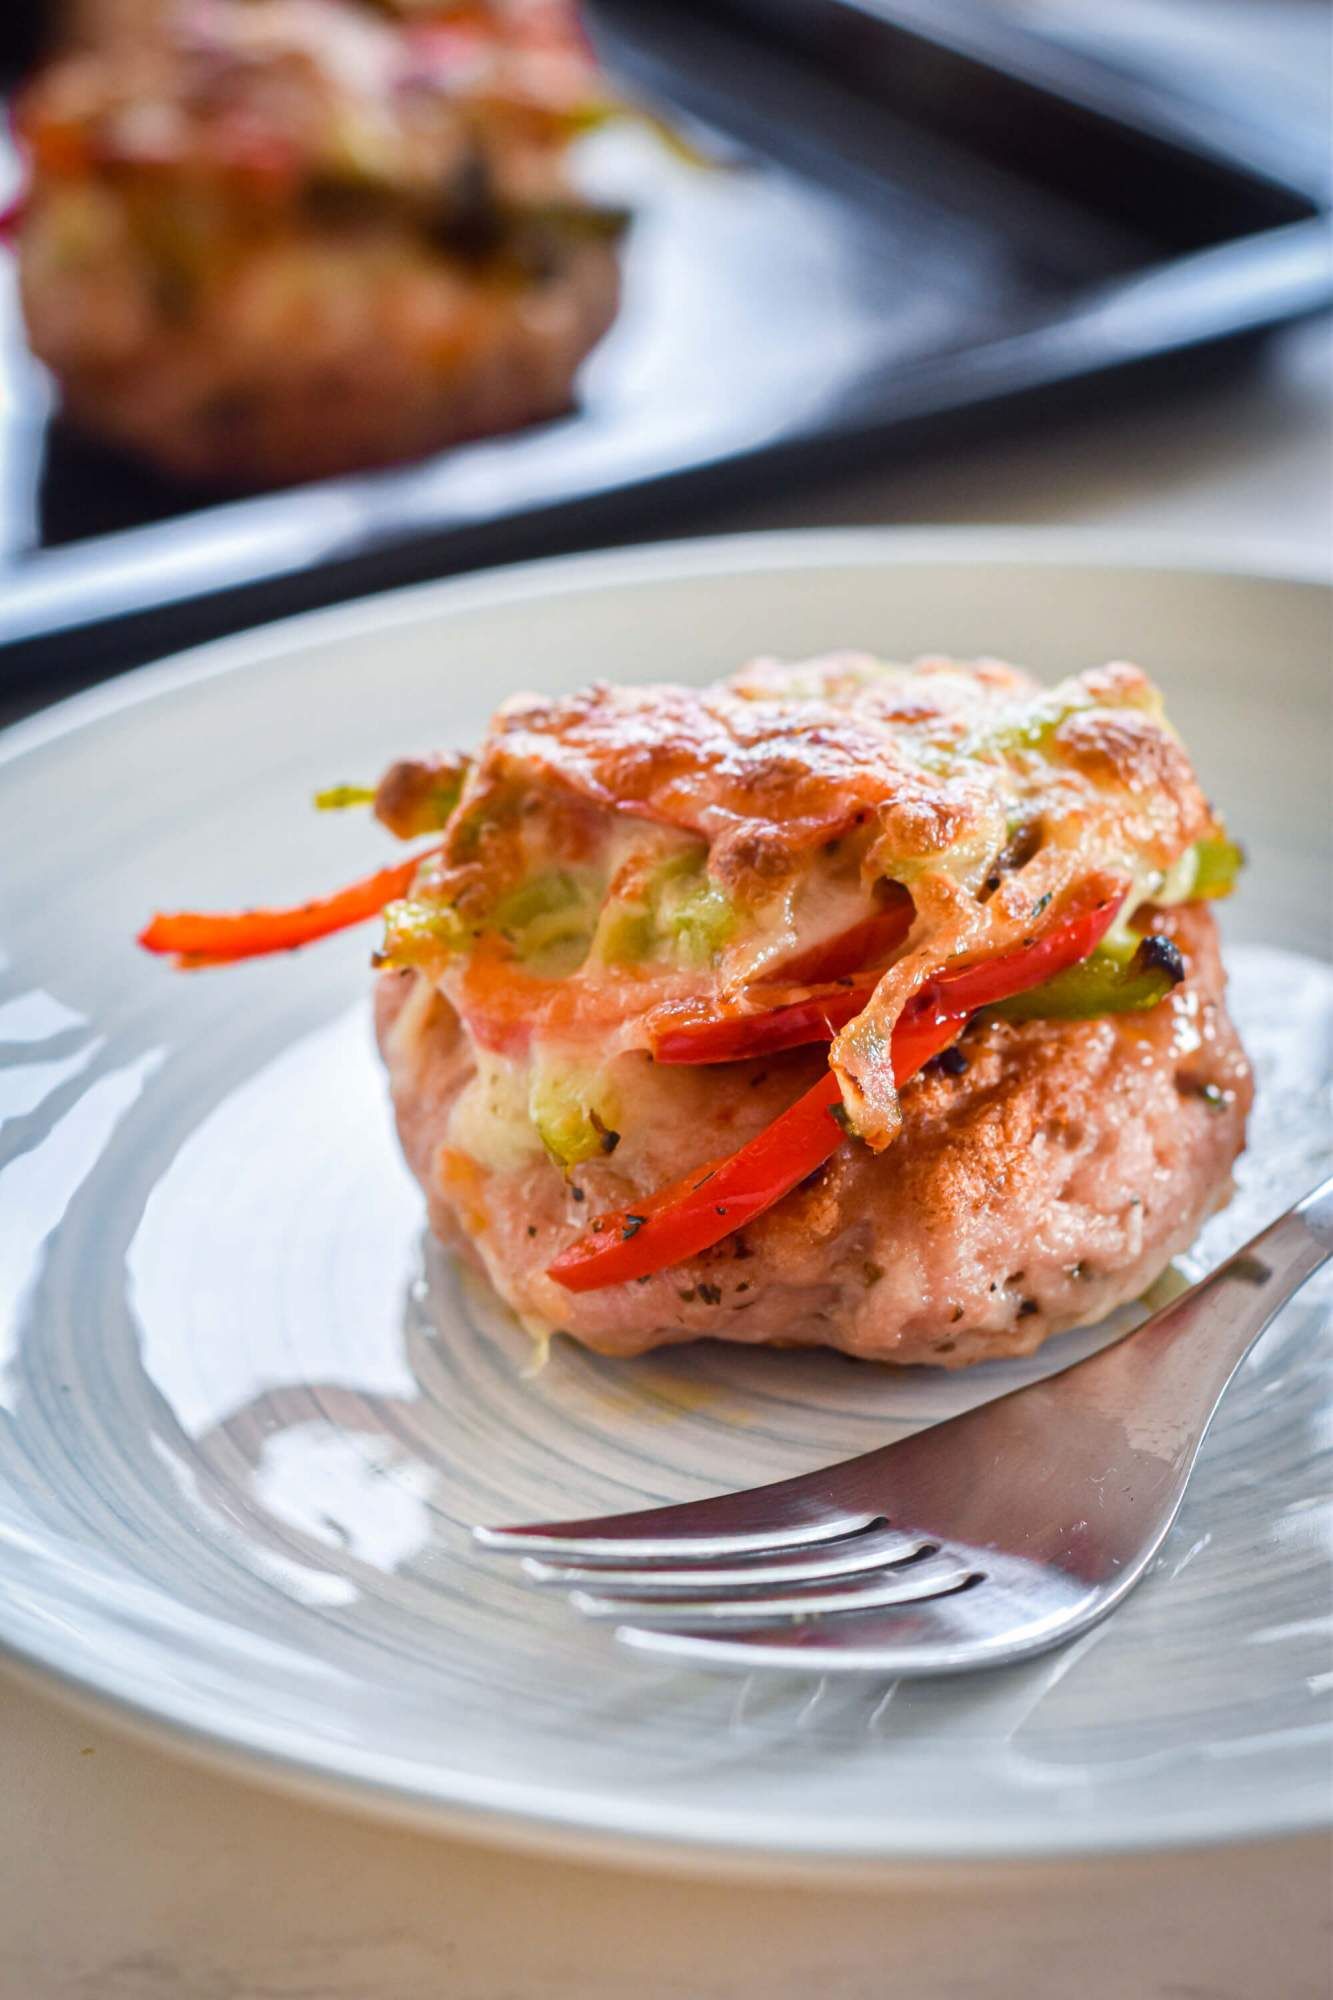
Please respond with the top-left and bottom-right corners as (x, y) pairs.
(392, 652), (1225, 1151)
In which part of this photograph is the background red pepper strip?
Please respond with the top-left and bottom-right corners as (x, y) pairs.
(547, 1009), (965, 1293)
(138, 846), (441, 965)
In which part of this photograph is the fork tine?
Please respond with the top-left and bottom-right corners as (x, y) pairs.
(521, 1528), (928, 1592)
(473, 1508), (881, 1562)
(615, 1566), (1086, 1675)
(614, 1597), (985, 1673)
(570, 1554), (976, 1625)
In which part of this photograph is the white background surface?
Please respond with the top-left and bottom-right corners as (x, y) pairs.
(2, 2), (1330, 1994)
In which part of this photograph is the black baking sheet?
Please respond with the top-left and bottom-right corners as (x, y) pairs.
(0, 0), (1328, 684)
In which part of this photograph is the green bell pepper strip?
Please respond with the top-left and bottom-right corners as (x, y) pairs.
(1190, 837), (1244, 900)
(986, 932), (1184, 1023)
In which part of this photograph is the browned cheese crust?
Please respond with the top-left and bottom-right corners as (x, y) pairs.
(423, 654), (1223, 1147)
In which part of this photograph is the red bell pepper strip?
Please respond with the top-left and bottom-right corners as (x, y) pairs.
(650, 980), (873, 1065)
(771, 899), (914, 984)
(899, 876), (1127, 1029)
(138, 847), (442, 966)
(547, 878), (1129, 1290)
(455, 901), (916, 1062)
(547, 1009), (966, 1293)
(652, 878), (1126, 1067)
(646, 898), (914, 1064)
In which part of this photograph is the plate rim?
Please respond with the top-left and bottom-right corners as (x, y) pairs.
(2, 524), (1329, 1875)
(4, 1640), (1329, 1884)
(3, 524), (1329, 772)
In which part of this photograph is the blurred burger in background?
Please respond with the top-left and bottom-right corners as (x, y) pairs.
(61, 0), (554, 39)
(13, 0), (631, 483)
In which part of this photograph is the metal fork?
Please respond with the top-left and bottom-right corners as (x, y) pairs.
(475, 1179), (1332, 1675)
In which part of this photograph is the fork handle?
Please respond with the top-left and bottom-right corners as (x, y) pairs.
(844, 1174), (1333, 1589)
(1067, 1174), (1333, 1462)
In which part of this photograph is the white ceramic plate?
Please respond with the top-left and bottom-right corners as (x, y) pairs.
(1, 530), (1330, 1877)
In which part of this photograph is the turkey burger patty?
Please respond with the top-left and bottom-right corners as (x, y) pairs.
(376, 899), (1249, 1365)
(141, 647), (1252, 1368)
